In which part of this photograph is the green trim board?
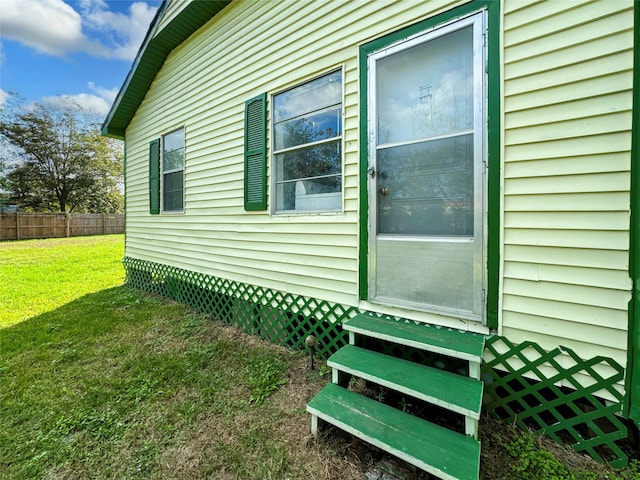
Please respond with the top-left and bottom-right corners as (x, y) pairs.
(626, 0), (640, 427)
(149, 138), (160, 214)
(484, 1), (501, 330)
(102, 0), (231, 139)
(357, 41), (369, 300)
(307, 383), (480, 480)
(357, 0), (501, 329)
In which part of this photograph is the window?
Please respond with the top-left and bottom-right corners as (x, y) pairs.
(162, 128), (185, 212)
(273, 70), (343, 212)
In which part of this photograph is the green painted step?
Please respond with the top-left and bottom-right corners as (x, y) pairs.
(307, 383), (480, 480)
(343, 314), (485, 362)
(328, 345), (483, 419)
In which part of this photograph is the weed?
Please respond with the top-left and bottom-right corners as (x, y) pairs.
(503, 430), (575, 479)
(175, 400), (200, 423)
(500, 430), (640, 480)
(185, 343), (218, 371)
(124, 375), (161, 403)
(374, 386), (388, 403)
(399, 396), (413, 413)
(78, 408), (126, 440)
(178, 314), (208, 338)
(319, 362), (332, 377)
(131, 441), (158, 477)
(246, 356), (287, 404)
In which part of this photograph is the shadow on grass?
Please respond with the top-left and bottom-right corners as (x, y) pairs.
(0, 285), (332, 480)
(0, 286), (196, 478)
(3, 286), (639, 480)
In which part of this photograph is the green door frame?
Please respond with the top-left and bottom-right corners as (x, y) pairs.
(358, 0), (501, 329)
(626, 0), (640, 427)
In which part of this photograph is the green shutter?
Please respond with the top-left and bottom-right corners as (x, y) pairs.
(244, 93), (267, 211)
(149, 138), (160, 215)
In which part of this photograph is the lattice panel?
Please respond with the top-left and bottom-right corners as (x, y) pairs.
(123, 257), (352, 359)
(483, 336), (629, 468)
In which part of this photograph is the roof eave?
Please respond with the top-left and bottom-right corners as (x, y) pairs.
(101, 0), (231, 140)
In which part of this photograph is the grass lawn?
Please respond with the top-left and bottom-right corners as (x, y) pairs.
(1, 236), (638, 479)
(0, 235), (125, 328)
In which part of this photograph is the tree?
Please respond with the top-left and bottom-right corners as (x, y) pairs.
(0, 100), (123, 213)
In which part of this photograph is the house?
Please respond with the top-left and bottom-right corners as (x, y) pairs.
(103, 1), (639, 478)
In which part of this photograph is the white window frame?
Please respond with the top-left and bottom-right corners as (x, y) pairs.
(161, 127), (185, 213)
(271, 69), (344, 214)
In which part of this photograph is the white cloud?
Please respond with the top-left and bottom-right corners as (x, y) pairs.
(78, 0), (158, 60)
(87, 82), (118, 103)
(0, 0), (157, 61)
(41, 82), (119, 116)
(0, 0), (106, 58)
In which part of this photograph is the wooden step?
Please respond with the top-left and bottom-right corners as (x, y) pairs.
(328, 345), (483, 419)
(307, 383), (480, 480)
(343, 314), (485, 363)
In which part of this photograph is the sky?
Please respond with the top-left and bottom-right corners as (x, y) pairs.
(0, 0), (163, 121)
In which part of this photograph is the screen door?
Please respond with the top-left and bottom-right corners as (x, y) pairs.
(367, 11), (487, 322)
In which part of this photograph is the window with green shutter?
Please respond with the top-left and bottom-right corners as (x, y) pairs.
(149, 128), (185, 215)
(244, 93), (267, 211)
(149, 138), (160, 215)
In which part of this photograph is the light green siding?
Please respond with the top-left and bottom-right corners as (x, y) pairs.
(125, 0), (467, 308)
(502, 0), (634, 379)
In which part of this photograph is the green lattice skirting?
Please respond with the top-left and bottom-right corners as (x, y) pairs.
(123, 257), (355, 359)
(483, 336), (629, 467)
(123, 257), (629, 467)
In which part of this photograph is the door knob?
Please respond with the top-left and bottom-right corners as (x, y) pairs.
(380, 187), (390, 196)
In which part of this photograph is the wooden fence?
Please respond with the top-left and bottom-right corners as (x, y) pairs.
(0, 213), (124, 241)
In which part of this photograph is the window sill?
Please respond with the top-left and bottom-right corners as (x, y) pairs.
(273, 209), (344, 217)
